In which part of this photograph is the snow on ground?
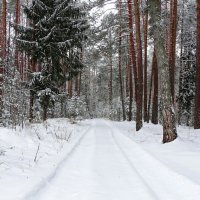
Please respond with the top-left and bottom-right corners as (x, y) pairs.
(0, 118), (90, 200)
(0, 118), (200, 200)
(114, 121), (200, 185)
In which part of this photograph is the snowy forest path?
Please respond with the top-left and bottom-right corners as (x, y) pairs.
(23, 119), (200, 200)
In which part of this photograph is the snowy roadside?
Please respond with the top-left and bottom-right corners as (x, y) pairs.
(0, 118), (90, 200)
(1, 119), (200, 200)
(114, 121), (200, 185)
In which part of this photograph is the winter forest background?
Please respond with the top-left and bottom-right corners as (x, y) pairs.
(0, 0), (200, 143)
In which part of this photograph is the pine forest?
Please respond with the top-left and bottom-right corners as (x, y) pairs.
(0, 0), (200, 199)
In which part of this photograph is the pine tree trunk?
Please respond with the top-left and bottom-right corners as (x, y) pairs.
(0, 0), (6, 59)
(151, 50), (158, 124)
(194, 0), (200, 129)
(15, 0), (20, 72)
(128, 48), (133, 121)
(149, 0), (177, 143)
(109, 29), (113, 110)
(127, 0), (137, 122)
(147, 58), (154, 123)
(126, 56), (130, 98)
(134, 0), (143, 131)
(178, 1), (184, 125)
(29, 90), (34, 122)
(143, 9), (148, 122)
(165, 0), (169, 54)
(78, 72), (82, 96)
(0, 0), (7, 122)
(168, 0), (177, 101)
(118, 0), (126, 121)
(75, 74), (79, 95)
(43, 106), (47, 121)
(127, 0), (138, 102)
(68, 79), (72, 98)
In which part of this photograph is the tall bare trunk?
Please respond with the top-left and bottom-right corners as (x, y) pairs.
(168, 0), (177, 102)
(151, 50), (158, 124)
(134, 0), (143, 131)
(109, 29), (113, 110)
(194, 0), (200, 129)
(165, 0), (169, 55)
(178, 0), (184, 125)
(128, 48), (133, 121)
(0, 0), (6, 59)
(147, 54), (154, 123)
(143, 8), (148, 122)
(127, 0), (137, 122)
(68, 79), (73, 98)
(78, 72), (82, 96)
(75, 75), (79, 95)
(29, 90), (34, 122)
(0, 0), (7, 121)
(118, 0), (126, 121)
(149, 0), (177, 143)
(15, 0), (20, 72)
(43, 106), (47, 122)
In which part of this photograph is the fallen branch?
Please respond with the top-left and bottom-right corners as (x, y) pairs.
(34, 143), (40, 162)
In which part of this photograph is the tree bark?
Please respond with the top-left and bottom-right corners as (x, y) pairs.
(108, 29), (113, 110)
(168, 0), (177, 102)
(0, 0), (7, 121)
(134, 0), (143, 131)
(194, 0), (200, 129)
(151, 50), (158, 124)
(127, 0), (137, 122)
(75, 74), (79, 95)
(147, 55), (154, 123)
(68, 79), (73, 98)
(149, 0), (177, 143)
(127, 0), (138, 102)
(178, 0), (184, 125)
(29, 90), (34, 122)
(118, 0), (126, 121)
(143, 7), (148, 122)
(43, 105), (47, 121)
(128, 47), (133, 121)
(0, 0), (6, 59)
(15, 0), (20, 72)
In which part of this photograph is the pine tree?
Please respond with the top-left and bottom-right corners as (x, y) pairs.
(14, 0), (89, 121)
(149, 0), (177, 143)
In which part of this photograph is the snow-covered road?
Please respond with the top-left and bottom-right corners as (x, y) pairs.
(22, 119), (200, 200)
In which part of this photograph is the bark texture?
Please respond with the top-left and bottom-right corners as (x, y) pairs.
(143, 8), (148, 122)
(168, 0), (177, 101)
(151, 50), (158, 124)
(0, 0), (7, 121)
(149, 0), (177, 143)
(127, 0), (137, 121)
(127, 0), (137, 101)
(147, 55), (154, 123)
(194, 0), (200, 129)
(118, 0), (126, 121)
(134, 0), (143, 131)
(128, 48), (133, 121)
(15, 0), (20, 72)
(68, 79), (73, 98)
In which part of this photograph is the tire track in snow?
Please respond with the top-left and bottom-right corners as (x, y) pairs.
(110, 131), (160, 200)
(107, 120), (200, 200)
(22, 122), (94, 200)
